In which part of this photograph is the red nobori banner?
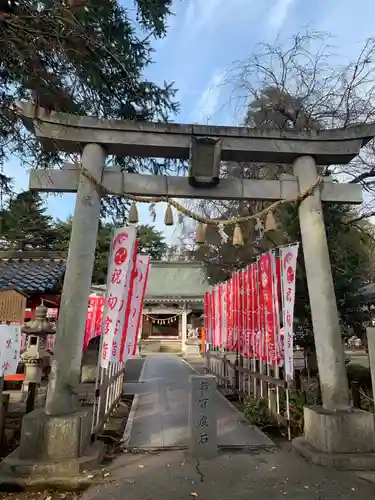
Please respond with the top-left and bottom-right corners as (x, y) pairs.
(225, 280), (233, 350)
(259, 252), (277, 364)
(100, 226), (137, 368)
(203, 246), (289, 365)
(204, 290), (211, 346)
(253, 263), (262, 359)
(280, 244), (299, 379)
(121, 255), (151, 361)
(83, 295), (105, 350)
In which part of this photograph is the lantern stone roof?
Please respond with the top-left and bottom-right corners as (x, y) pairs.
(91, 260), (209, 303)
(0, 250), (67, 295)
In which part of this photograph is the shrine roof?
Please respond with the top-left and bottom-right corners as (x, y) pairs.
(91, 260), (209, 302)
(0, 250), (67, 295)
(145, 261), (209, 301)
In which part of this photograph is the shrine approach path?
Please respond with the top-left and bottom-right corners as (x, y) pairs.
(122, 354), (274, 450)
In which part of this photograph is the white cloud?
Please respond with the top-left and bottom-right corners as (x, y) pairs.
(184, 0), (256, 35)
(190, 71), (225, 123)
(267, 0), (295, 31)
(185, 0), (224, 31)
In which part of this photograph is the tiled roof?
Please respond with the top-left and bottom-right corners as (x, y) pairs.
(0, 251), (66, 295)
(91, 261), (210, 302)
(145, 261), (208, 300)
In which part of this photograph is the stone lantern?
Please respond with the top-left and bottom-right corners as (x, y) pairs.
(21, 300), (56, 385)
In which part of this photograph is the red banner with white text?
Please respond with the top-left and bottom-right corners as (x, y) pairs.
(100, 226), (138, 368)
(203, 246), (298, 371)
(121, 255), (151, 360)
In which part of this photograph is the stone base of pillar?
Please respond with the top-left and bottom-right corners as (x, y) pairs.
(293, 405), (375, 470)
(0, 408), (104, 489)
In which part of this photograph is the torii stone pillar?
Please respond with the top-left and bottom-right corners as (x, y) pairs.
(0, 143), (107, 484)
(293, 156), (375, 469)
(46, 143), (106, 415)
(293, 156), (350, 410)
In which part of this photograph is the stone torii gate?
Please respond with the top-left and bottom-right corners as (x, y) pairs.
(2, 103), (375, 482)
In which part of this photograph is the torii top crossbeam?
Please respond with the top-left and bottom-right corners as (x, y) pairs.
(17, 102), (375, 165)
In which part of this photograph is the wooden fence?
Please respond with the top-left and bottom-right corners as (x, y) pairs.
(90, 361), (125, 438)
(205, 349), (374, 437)
(205, 350), (293, 436)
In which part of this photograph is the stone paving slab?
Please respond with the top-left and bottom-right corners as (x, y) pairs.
(82, 448), (375, 500)
(123, 355), (274, 450)
(123, 379), (162, 396)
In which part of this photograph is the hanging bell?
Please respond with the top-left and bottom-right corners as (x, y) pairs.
(128, 201), (139, 224)
(195, 222), (207, 244)
(164, 203), (174, 226)
(265, 210), (278, 232)
(232, 223), (244, 246)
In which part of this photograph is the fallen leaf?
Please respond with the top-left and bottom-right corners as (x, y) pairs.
(190, 493), (199, 497)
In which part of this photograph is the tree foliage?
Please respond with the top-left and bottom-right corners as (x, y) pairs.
(54, 218), (168, 283)
(0, 0), (179, 218)
(0, 190), (58, 250)
(54, 217), (114, 284)
(136, 224), (167, 259)
(227, 30), (375, 215)
(278, 203), (375, 339)
(0, 189), (168, 282)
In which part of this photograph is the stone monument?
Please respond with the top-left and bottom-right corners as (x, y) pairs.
(190, 375), (218, 458)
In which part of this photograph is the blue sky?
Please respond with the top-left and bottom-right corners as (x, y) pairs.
(4, 0), (375, 241)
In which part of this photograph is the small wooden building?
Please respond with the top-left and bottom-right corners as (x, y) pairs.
(0, 288), (28, 323)
(0, 250), (67, 321)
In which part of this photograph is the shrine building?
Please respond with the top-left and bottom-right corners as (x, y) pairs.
(91, 260), (209, 353)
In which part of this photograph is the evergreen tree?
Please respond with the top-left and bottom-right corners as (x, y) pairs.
(1, 190), (57, 250)
(0, 0), (178, 218)
(53, 219), (168, 283)
(136, 224), (167, 259)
